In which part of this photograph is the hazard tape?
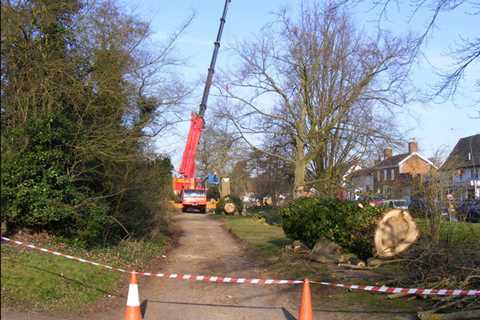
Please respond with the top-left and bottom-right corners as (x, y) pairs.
(2, 236), (479, 295)
(1, 236), (129, 273)
(0, 236), (302, 285)
(312, 281), (480, 297)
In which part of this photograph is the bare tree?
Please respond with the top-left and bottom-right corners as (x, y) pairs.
(360, 0), (480, 102)
(196, 115), (248, 177)
(217, 1), (413, 197)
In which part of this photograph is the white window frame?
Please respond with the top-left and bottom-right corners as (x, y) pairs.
(391, 168), (395, 180)
(384, 169), (388, 181)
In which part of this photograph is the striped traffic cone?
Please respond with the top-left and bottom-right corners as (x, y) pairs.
(298, 278), (313, 320)
(124, 272), (142, 320)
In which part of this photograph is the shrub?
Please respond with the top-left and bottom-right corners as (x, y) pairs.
(215, 194), (244, 215)
(281, 197), (384, 259)
(1, 114), (111, 246)
(206, 186), (220, 200)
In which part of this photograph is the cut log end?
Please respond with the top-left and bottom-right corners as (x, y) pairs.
(374, 209), (419, 258)
(224, 202), (236, 215)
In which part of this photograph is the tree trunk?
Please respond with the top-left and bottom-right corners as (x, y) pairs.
(294, 141), (306, 198)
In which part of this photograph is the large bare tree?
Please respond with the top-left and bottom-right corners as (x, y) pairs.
(217, 1), (414, 197)
(357, 0), (480, 104)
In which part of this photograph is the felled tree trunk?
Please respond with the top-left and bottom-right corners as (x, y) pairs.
(223, 202), (236, 215)
(374, 209), (420, 258)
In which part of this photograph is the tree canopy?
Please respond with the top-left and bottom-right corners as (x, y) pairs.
(1, 0), (189, 246)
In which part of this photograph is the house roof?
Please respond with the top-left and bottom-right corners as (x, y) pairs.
(398, 152), (436, 168)
(441, 133), (480, 170)
(374, 153), (410, 168)
(350, 168), (374, 178)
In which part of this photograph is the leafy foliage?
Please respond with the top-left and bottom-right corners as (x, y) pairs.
(206, 185), (220, 200)
(281, 198), (384, 259)
(0, 0), (178, 247)
(1, 114), (107, 242)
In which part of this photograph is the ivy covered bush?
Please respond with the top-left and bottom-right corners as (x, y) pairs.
(281, 198), (384, 259)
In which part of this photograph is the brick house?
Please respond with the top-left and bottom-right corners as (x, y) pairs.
(373, 139), (435, 199)
(440, 134), (480, 200)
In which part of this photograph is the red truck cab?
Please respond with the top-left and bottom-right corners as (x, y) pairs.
(181, 189), (207, 213)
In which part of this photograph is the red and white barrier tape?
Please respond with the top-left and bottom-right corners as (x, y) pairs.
(312, 281), (480, 297)
(1, 236), (129, 273)
(2, 236), (479, 296)
(0, 236), (302, 285)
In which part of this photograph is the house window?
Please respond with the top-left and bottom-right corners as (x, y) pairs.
(384, 169), (388, 181)
(377, 171), (381, 181)
(391, 169), (395, 180)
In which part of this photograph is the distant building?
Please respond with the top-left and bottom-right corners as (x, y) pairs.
(373, 139), (435, 199)
(348, 139), (436, 200)
(348, 168), (374, 199)
(440, 134), (480, 200)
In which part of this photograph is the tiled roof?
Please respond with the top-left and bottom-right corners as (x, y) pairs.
(350, 168), (374, 177)
(374, 153), (409, 168)
(441, 134), (480, 170)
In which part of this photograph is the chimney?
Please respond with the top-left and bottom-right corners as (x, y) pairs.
(384, 147), (392, 159)
(408, 138), (417, 154)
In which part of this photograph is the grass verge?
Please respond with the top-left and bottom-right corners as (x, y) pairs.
(1, 235), (167, 312)
(222, 215), (289, 258)
(219, 215), (422, 313)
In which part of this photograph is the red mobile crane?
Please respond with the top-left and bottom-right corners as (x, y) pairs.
(173, 0), (232, 207)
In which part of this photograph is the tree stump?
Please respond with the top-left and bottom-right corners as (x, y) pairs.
(374, 209), (419, 258)
(224, 202), (236, 215)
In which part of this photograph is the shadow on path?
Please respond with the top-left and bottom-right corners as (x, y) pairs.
(145, 299), (296, 319)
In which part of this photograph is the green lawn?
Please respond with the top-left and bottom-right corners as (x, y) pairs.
(223, 215), (290, 257)
(1, 237), (166, 312)
(416, 218), (480, 244)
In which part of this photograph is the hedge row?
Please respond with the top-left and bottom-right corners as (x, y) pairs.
(281, 198), (384, 259)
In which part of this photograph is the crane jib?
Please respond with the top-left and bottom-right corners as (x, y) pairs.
(175, 0), (231, 192)
(198, 0), (231, 118)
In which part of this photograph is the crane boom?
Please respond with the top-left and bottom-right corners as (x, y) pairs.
(175, 0), (231, 194)
(199, 0), (231, 117)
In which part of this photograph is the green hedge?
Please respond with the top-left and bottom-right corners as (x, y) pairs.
(281, 198), (384, 259)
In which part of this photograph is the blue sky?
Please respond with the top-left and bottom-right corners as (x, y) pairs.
(124, 0), (479, 168)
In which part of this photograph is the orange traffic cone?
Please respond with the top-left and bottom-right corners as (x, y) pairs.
(124, 272), (142, 320)
(298, 278), (313, 320)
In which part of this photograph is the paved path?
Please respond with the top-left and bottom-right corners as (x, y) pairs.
(2, 214), (414, 320)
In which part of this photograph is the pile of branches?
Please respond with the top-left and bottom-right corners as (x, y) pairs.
(394, 231), (480, 318)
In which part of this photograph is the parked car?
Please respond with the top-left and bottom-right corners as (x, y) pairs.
(382, 199), (409, 210)
(456, 200), (480, 223)
(358, 195), (385, 207)
(408, 198), (427, 217)
(407, 198), (450, 219)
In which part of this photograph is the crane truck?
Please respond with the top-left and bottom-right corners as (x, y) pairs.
(172, 0), (231, 213)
